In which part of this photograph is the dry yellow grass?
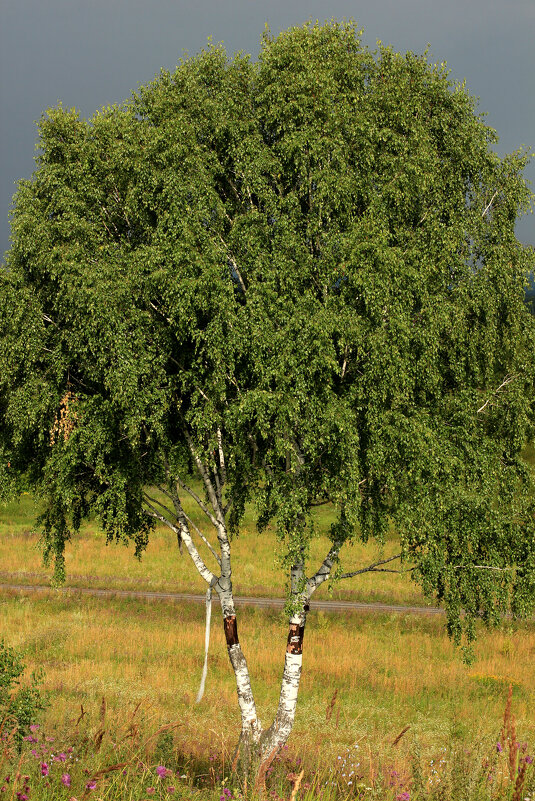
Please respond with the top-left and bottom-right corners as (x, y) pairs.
(1, 589), (533, 768)
(0, 493), (426, 607)
(1, 474), (534, 782)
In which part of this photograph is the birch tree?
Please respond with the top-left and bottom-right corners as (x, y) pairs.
(1, 20), (535, 783)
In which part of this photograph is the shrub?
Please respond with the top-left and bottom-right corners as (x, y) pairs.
(0, 639), (48, 748)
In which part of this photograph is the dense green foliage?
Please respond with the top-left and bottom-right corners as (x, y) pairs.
(1, 21), (534, 647)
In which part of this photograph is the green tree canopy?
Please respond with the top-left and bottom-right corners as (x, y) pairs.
(1, 19), (534, 773)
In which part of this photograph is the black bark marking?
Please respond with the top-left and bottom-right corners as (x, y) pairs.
(286, 622), (304, 655)
(224, 615), (239, 647)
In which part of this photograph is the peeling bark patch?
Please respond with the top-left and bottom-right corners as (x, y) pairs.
(286, 622), (303, 654)
(224, 615), (239, 647)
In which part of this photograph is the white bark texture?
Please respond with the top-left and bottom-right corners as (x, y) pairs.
(228, 642), (262, 743)
(266, 650), (302, 749)
(218, 585), (262, 743)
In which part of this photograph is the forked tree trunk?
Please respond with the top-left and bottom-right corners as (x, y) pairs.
(218, 573), (309, 786)
(144, 446), (329, 788)
(253, 609), (308, 790)
(223, 611), (308, 787)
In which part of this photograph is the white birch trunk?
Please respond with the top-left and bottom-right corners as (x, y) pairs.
(263, 626), (303, 749)
(217, 583), (262, 755)
(259, 553), (308, 761)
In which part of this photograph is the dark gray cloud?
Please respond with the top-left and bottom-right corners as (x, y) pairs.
(1, 0), (533, 259)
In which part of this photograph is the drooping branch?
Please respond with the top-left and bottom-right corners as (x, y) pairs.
(181, 428), (233, 581)
(482, 189), (499, 218)
(176, 475), (219, 529)
(143, 492), (178, 524)
(218, 234), (247, 294)
(146, 469), (218, 585)
(229, 255), (247, 295)
(156, 483), (178, 507)
(341, 344), (349, 379)
(182, 427), (224, 523)
(177, 523), (218, 586)
(451, 564), (516, 572)
(339, 553), (404, 580)
(148, 301), (173, 325)
(182, 511), (222, 566)
(142, 498), (179, 533)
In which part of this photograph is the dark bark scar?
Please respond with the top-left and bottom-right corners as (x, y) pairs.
(224, 615), (239, 647)
(286, 622), (304, 654)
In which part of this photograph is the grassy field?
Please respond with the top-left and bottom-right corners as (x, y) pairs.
(1, 590), (534, 799)
(0, 490), (429, 608)
(3, 441), (533, 606)
(1, 451), (534, 799)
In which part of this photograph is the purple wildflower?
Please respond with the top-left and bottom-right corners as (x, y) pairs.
(496, 742), (503, 753)
(396, 793), (410, 801)
(146, 788), (155, 795)
(16, 793), (28, 801)
(29, 725), (39, 733)
(30, 750), (39, 758)
(156, 766), (169, 779)
(40, 763), (49, 777)
(85, 780), (97, 791)
(55, 753), (67, 762)
(525, 755), (534, 765)
(62, 774), (71, 787)
(23, 735), (38, 743)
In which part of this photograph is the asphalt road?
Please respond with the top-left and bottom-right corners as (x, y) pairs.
(0, 581), (445, 616)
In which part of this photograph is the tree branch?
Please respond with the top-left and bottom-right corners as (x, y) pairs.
(341, 344), (349, 379)
(182, 512), (222, 566)
(175, 475), (219, 529)
(217, 428), (227, 485)
(339, 553), (404, 580)
(306, 543), (342, 598)
(146, 494), (216, 586)
(182, 428), (224, 524)
(477, 374), (517, 414)
(482, 189), (499, 218)
(143, 498), (179, 533)
(149, 301), (173, 325)
(450, 564), (516, 572)
(217, 234), (247, 294)
(143, 492), (178, 523)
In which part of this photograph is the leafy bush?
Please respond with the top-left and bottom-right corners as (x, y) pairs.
(0, 639), (48, 747)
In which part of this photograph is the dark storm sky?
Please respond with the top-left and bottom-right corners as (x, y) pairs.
(1, 0), (533, 260)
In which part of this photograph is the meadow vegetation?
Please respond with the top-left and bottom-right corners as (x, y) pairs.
(1, 448), (534, 799)
(1, 590), (534, 799)
(2, 442), (533, 605)
(0, 489), (425, 608)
